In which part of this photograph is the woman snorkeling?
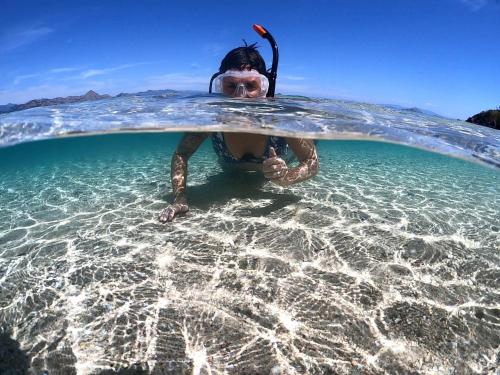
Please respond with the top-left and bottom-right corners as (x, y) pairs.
(159, 26), (319, 223)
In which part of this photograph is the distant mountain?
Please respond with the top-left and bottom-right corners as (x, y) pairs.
(116, 89), (177, 98)
(0, 90), (111, 114)
(466, 109), (500, 130)
(383, 104), (446, 118)
(0, 103), (18, 113)
(402, 107), (444, 117)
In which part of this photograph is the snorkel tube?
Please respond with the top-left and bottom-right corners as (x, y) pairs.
(208, 24), (279, 97)
(252, 24), (278, 98)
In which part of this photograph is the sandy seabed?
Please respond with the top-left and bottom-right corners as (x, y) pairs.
(0, 135), (498, 374)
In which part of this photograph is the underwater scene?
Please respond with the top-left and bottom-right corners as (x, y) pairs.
(0, 92), (499, 374)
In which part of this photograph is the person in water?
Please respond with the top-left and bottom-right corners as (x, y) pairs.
(158, 43), (319, 222)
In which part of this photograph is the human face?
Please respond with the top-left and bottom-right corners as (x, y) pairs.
(222, 76), (263, 98)
(213, 69), (269, 98)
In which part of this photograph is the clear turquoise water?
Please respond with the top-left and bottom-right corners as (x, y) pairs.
(0, 132), (498, 374)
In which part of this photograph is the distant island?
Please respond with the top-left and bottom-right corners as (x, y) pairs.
(466, 109), (500, 130)
(0, 89), (182, 115)
(0, 90), (111, 114)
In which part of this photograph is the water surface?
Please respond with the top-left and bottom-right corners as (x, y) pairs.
(1, 91), (499, 167)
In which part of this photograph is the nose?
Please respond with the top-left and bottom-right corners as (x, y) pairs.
(233, 83), (247, 98)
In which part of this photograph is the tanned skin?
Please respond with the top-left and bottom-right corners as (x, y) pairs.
(158, 132), (209, 222)
(158, 133), (319, 223)
(262, 138), (319, 187)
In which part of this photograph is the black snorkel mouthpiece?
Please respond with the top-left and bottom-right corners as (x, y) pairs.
(208, 24), (279, 97)
(252, 24), (279, 98)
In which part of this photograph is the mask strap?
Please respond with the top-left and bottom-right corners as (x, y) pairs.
(209, 72), (222, 93)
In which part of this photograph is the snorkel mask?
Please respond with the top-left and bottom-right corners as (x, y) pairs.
(209, 24), (279, 98)
(212, 69), (269, 98)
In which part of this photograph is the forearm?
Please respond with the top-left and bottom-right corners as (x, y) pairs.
(273, 138), (319, 187)
(276, 156), (319, 187)
(169, 132), (208, 203)
(171, 152), (188, 203)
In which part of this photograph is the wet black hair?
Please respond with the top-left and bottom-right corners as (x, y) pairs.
(218, 42), (267, 76)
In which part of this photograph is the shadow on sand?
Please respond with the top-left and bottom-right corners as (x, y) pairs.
(164, 168), (301, 217)
(0, 329), (29, 375)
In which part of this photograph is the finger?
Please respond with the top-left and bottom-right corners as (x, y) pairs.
(268, 164), (284, 172)
(176, 204), (188, 214)
(269, 171), (284, 179)
(158, 208), (171, 223)
(265, 173), (280, 180)
(263, 157), (284, 167)
(264, 169), (287, 179)
(268, 147), (277, 158)
(263, 163), (282, 174)
(262, 158), (275, 167)
(167, 209), (175, 222)
(263, 160), (286, 174)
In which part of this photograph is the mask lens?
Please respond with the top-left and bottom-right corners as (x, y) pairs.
(222, 78), (238, 95)
(215, 70), (268, 98)
(244, 79), (261, 97)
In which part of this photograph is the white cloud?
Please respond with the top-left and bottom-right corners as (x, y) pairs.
(276, 82), (313, 94)
(13, 73), (41, 85)
(80, 64), (139, 79)
(0, 25), (54, 53)
(49, 67), (79, 74)
(144, 73), (208, 90)
(281, 75), (306, 81)
(12, 66), (81, 86)
(79, 61), (163, 79)
(203, 42), (227, 57)
(460, 0), (488, 10)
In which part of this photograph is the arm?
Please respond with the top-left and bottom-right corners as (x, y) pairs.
(158, 132), (208, 222)
(263, 138), (319, 187)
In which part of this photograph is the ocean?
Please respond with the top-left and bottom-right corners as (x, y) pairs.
(0, 91), (498, 374)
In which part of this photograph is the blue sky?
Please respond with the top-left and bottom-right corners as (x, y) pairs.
(0, 0), (499, 119)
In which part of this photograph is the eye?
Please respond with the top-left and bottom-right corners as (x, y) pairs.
(246, 82), (257, 90)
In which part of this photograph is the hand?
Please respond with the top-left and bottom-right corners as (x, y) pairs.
(158, 202), (188, 223)
(263, 147), (288, 182)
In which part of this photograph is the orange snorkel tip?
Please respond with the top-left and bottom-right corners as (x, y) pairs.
(252, 24), (268, 38)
